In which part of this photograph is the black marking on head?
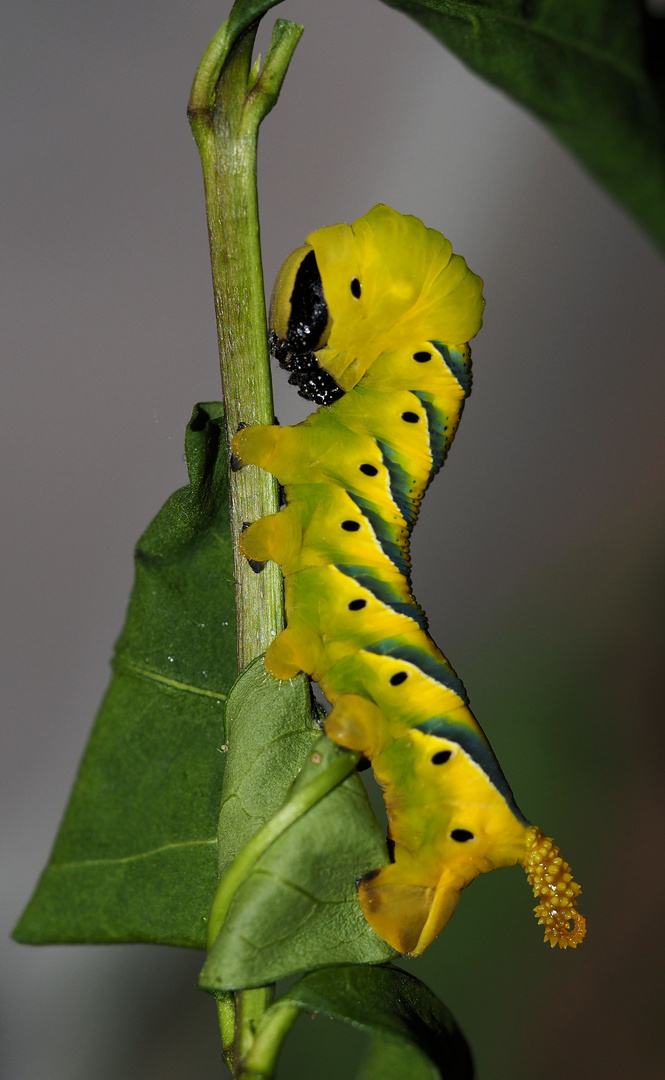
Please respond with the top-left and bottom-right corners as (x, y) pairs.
(341, 519), (360, 532)
(450, 829), (474, 843)
(431, 750), (452, 765)
(269, 329), (344, 405)
(241, 521), (251, 532)
(350, 277), (361, 299)
(358, 868), (381, 886)
(430, 341), (472, 397)
(287, 250), (329, 352)
(247, 558), (265, 574)
(413, 351), (432, 363)
(230, 452), (244, 472)
(348, 598), (367, 610)
(390, 671), (408, 686)
(236, 420), (249, 431)
(360, 463), (378, 476)
(401, 411), (420, 423)
(334, 565), (428, 632)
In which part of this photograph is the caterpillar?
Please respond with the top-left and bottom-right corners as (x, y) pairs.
(232, 204), (586, 957)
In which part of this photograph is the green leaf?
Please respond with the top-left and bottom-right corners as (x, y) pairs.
(382, 0), (665, 251)
(213, 658), (324, 879)
(14, 402), (237, 949)
(358, 1037), (439, 1080)
(281, 965), (473, 1080)
(200, 663), (394, 991)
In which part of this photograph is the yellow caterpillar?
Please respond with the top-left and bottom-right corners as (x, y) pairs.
(233, 205), (585, 956)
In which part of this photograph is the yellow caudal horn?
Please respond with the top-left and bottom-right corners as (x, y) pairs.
(522, 827), (587, 948)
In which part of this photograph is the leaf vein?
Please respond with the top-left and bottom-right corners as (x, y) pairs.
(51, 837), (217, 871)
(114, 657), (227, 700)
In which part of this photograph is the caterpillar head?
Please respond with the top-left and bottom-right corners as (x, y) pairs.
(269, 204), (484, 403)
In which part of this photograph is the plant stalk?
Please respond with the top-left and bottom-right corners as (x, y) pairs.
(188, 9), (303, 674)
(239, 1003), (301, 1079)
(188, 5), (303, 1074)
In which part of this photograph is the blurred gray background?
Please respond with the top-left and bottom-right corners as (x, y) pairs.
(3, 1), (665, 1077)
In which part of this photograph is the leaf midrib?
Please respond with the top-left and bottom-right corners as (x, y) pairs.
(49, 837), (217, 872)
(113, 657), (228, 700)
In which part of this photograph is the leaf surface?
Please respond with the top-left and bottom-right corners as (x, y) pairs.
(14, 402), (236, 948)
(200, 663), (394, 990)
(283, 965), (473, 1080)
(382, 0), (665, 250)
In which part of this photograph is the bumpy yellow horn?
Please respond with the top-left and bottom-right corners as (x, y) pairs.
(522, 827), (586, 948)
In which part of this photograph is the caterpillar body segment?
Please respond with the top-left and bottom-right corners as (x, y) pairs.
(233, 205), (585, 954)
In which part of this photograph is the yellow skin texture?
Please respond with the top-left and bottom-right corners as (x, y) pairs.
(233, 206), (585, 955)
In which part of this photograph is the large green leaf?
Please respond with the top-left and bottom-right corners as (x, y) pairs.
(200, 661), (394, 991)
(14, 402), (237, 948)
(281, 965), (473, 1080)
(382, 0), (665, 251)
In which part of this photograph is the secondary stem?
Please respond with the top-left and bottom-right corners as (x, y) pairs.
(239, 1003), (301, 1079)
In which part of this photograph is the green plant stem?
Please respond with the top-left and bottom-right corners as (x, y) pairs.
(235, 985), (278, 1068)
(188, 6), (303, 1074)
(206, 747), (361, 948)
(239, 1003), (301, 1079)
(214, 991), (237, 1070)
(188, 9), (303, 673)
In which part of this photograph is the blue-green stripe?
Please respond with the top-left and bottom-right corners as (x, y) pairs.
(414, 718), (527, 823)
(375, 439), (417, 527)
(430, 341), (472, 397)
(365, 640), (469, 705)
(335, 564), (428, 632)
(411, 391), (449, 477)
(347, 492), (410, 578)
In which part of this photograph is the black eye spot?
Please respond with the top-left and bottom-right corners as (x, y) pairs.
(341, 520), (360, 531)
(348, 599), (366, 611)
(359, 463), (378, 476)
(390, 671), (408, 686)
(413, 351), (432, 363)
(401, 411), (420, 423)
(451, 829), (474, 843)
(431, 750), (452, 765)
(350, 278), (361, 299)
